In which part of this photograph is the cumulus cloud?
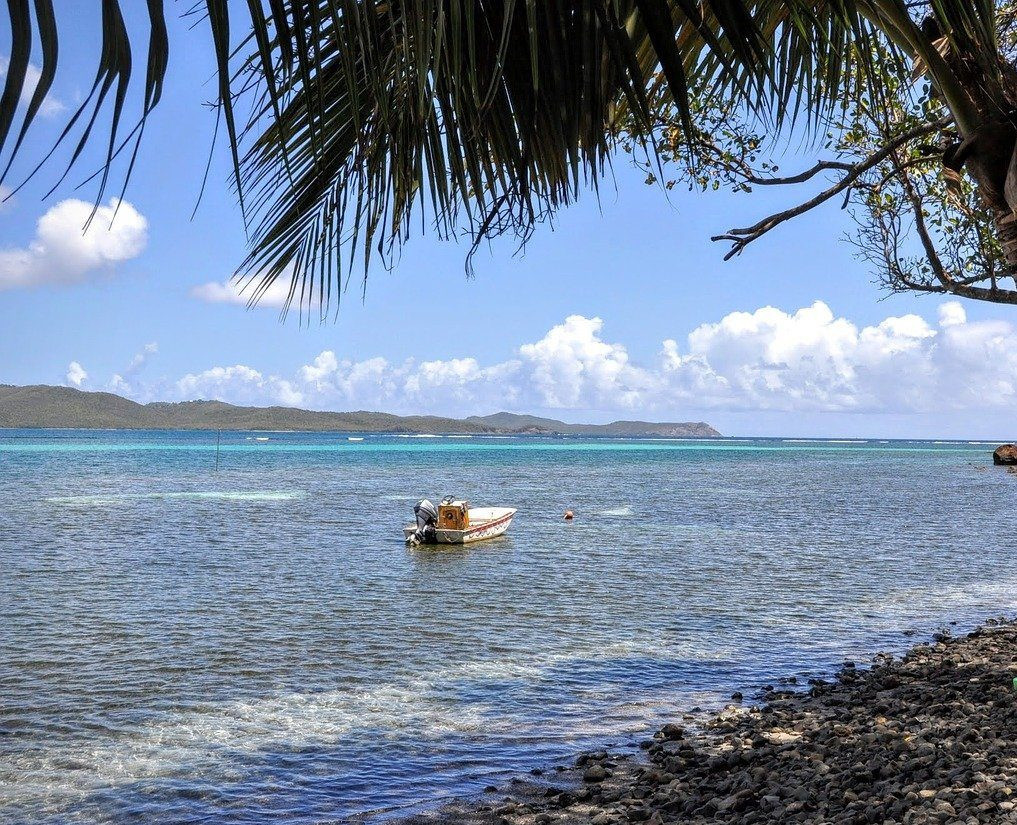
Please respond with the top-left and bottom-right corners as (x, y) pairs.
(0, 58), (65, 117)
(103, 301), (1017, 419)
(176, 365), (304, 407)
(65, 361), (87, 388)
(519, 315), (653, 408)
(0, 198), (148, 291)
(294, 350), (518, 410)
(657, 301), (1017, 413)
(938, 301), (967, 328)
(191, 276), (293, 309)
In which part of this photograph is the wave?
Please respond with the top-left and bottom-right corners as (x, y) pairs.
(783, 439), (868, 444)
(0, 682), (495, 809)
(46, 491), (300, 505)
(600, 505), (634, 518)
(1, 638), (733, 808)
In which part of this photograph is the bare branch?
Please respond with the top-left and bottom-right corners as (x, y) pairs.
(710, 117), (951, 260)
(741, 160), (858, 186)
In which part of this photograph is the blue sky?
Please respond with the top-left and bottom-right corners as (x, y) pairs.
(2, 7), (1016, 438)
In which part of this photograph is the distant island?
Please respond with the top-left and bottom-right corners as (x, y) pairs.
(0, 384), (719, 437)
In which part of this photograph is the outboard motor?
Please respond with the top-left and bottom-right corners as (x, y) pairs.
(408, 499), (438, 545)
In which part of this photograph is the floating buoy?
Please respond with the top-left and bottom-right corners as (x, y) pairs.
(563, 509), (574, 521)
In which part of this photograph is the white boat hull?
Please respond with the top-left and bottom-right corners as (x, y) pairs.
(404, 507), (516, 544)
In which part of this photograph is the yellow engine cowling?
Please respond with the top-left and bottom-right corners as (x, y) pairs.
(438, 500), (470, 530)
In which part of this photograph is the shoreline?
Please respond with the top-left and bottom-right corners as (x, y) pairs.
(393, 616), (1017, 824)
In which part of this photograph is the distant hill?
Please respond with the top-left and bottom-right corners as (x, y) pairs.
(465, 412), (720, 437)
(0, 385), (720, 437)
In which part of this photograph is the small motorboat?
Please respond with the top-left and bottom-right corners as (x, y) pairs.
(404, 497), (516, 545)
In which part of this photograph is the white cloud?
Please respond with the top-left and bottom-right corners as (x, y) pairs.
(101, 301), (1017, 421)
(176, 365), (304, 407)
(104, 342), (159, 396)
(291, 349), (521, 411)
(126, 342), (158, 374)
(300, 350), (339, 386)
(65, 361), (87, 388)
(518, 315), (653, 409)
(657, 301), (1017, 413)
(191, 276), (292, 309)
(0, 58), (65, 117)
(0, 198), (148, 290)
(938, 301), (967, 328)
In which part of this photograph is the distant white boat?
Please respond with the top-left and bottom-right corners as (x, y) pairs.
(347, 437), (364, 442)
(404, 499), (516, 545)
(254, 437), (270, 442)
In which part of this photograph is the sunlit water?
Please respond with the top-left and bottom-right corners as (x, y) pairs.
(1, 430), (1015, 823)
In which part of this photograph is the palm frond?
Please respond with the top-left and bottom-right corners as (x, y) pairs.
(0, 1), (1005, 313)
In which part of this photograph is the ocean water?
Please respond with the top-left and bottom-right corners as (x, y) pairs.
(1, 429), (1015, 824)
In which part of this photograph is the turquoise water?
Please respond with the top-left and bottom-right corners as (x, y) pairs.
(1, 429), (1015, 823)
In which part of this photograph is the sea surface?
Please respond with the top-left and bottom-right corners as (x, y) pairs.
(1, 429), (1015, 824)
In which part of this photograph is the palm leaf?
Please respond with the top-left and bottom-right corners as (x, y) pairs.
(0, 1), (1003, 312)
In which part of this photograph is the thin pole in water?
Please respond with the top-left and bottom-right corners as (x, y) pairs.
(215, 429), (221, 472)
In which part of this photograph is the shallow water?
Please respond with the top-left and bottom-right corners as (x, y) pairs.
(1, 430), (1015, 823)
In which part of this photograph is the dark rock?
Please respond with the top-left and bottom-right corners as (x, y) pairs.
(993, 444), (1017, 465)
(412, 617), (1017, 825)
(659, 723), (684, 741)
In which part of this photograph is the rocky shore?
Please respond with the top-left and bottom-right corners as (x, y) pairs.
(398, 618), (1017, 824)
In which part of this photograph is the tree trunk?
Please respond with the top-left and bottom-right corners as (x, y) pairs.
(960, 119), (1017, 273)
(995, 210), (1017, 274)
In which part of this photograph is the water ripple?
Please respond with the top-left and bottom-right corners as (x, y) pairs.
(1, 430), (1015, 823)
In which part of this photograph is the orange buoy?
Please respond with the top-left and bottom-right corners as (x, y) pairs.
(563, 509), (574, 521)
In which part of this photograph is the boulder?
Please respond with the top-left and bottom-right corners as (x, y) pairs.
(993, 444), (1017, 465)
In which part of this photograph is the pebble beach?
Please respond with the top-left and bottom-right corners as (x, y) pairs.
(403, 618), (1017, 825)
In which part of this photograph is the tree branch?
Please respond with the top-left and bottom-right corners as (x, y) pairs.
(710, 117), (951, 261)
(741, 161), (858, 186)
(895, 151), (1017, 304)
